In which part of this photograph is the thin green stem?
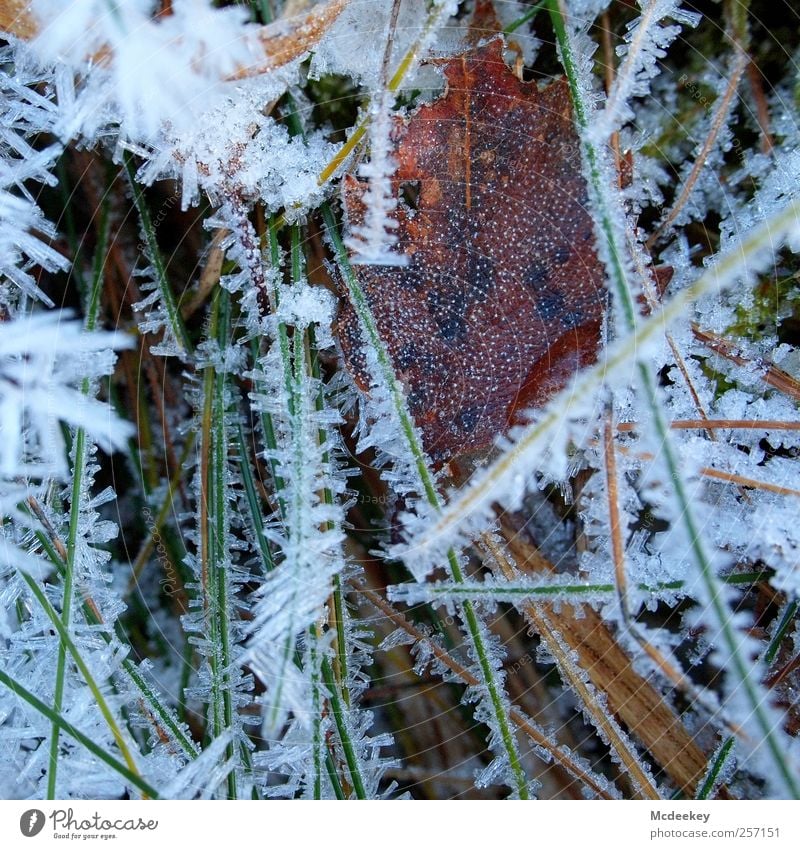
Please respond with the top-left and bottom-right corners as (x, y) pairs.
(324, 203), (529, 798)
(0, 667), (158, 799)
(320, 655), (367, 799)
(251, 221), (289, 521)
(200, 289), (238, 798)
(235, 421), (275, 575)
(548, 0), (637, 334)
(309, 624), (324, 799)
(325, 748), (346, 800)
(47, 199), (109, 799)
(504, 0), (546, 34)
(123, 151), (192, 355)
(392, 571), (771, 602)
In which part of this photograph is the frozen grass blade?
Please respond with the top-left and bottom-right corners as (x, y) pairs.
(124, 152), (191, 356)
(388, 570), (769, 605)
(235, 421), (275, 575)
(320, 650), (367, 799)
(696, 737), (736, 800)
(22, 501), (199, 762)
(46, 198), (108, 799)
(308, 624), (324, 800)
(504, 0), (546, 34)
(389, 578), (681, 603)
(0, 667), (159, 799)
(198, 288), (239, 799)
(251, 225), (375, 797)
(21, 573), (146, 794)
(324, 204), (531, 799)
(548, 0), (800, 797)
(361, 585), (618, 798)
(247, 229), (318, 730)
(764, 601), (799, 667)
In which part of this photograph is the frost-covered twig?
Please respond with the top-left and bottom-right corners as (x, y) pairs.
(362, 584), (619, 798)
(650, 46), (749, 244)
(345, 89), (407, 267)
(590, 1), (700, 144)
(317, 0), (459, 186)
(345, 0), (407, 267)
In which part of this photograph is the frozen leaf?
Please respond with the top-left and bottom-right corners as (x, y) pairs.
(341, 38), (606, 465)
(235, 0), (353, 78)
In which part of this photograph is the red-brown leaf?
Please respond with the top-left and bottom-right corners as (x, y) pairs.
(340, 38), (606, 465)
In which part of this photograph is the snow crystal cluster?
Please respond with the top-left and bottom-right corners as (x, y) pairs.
(1, 0), (800, 802)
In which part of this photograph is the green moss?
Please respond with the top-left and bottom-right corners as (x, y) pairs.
(727, 267), (800, 341)
(308, 73), (360, 138)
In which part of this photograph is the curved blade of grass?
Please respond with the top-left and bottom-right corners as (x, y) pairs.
(0, 666), (159, 799)
(21, 572), (146, 795)
(323, 203), (530, 799)
(504, 0), (546, 34)
(547, 0), (800, 797)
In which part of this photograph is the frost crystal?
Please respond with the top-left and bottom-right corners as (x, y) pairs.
(1, 0), (799, 803)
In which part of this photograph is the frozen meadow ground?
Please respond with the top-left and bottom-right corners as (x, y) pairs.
(1, 0), (800, 799)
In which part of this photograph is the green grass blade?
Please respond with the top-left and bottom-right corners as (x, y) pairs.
(323, 203), (530, 799)
(0, 666), (158, 799)
(22, 573), (146, 793)
(123, 151), (192, 355)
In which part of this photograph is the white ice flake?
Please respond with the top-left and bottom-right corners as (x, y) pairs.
(0, 312), (133, 478)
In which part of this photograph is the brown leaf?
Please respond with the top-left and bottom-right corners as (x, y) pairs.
(340, 38), (606, 465)
(0, 1), (36, 39)
(496, 519), (714, 797)
(1, 0), (349, 79)
(233, 0), (352, 79)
